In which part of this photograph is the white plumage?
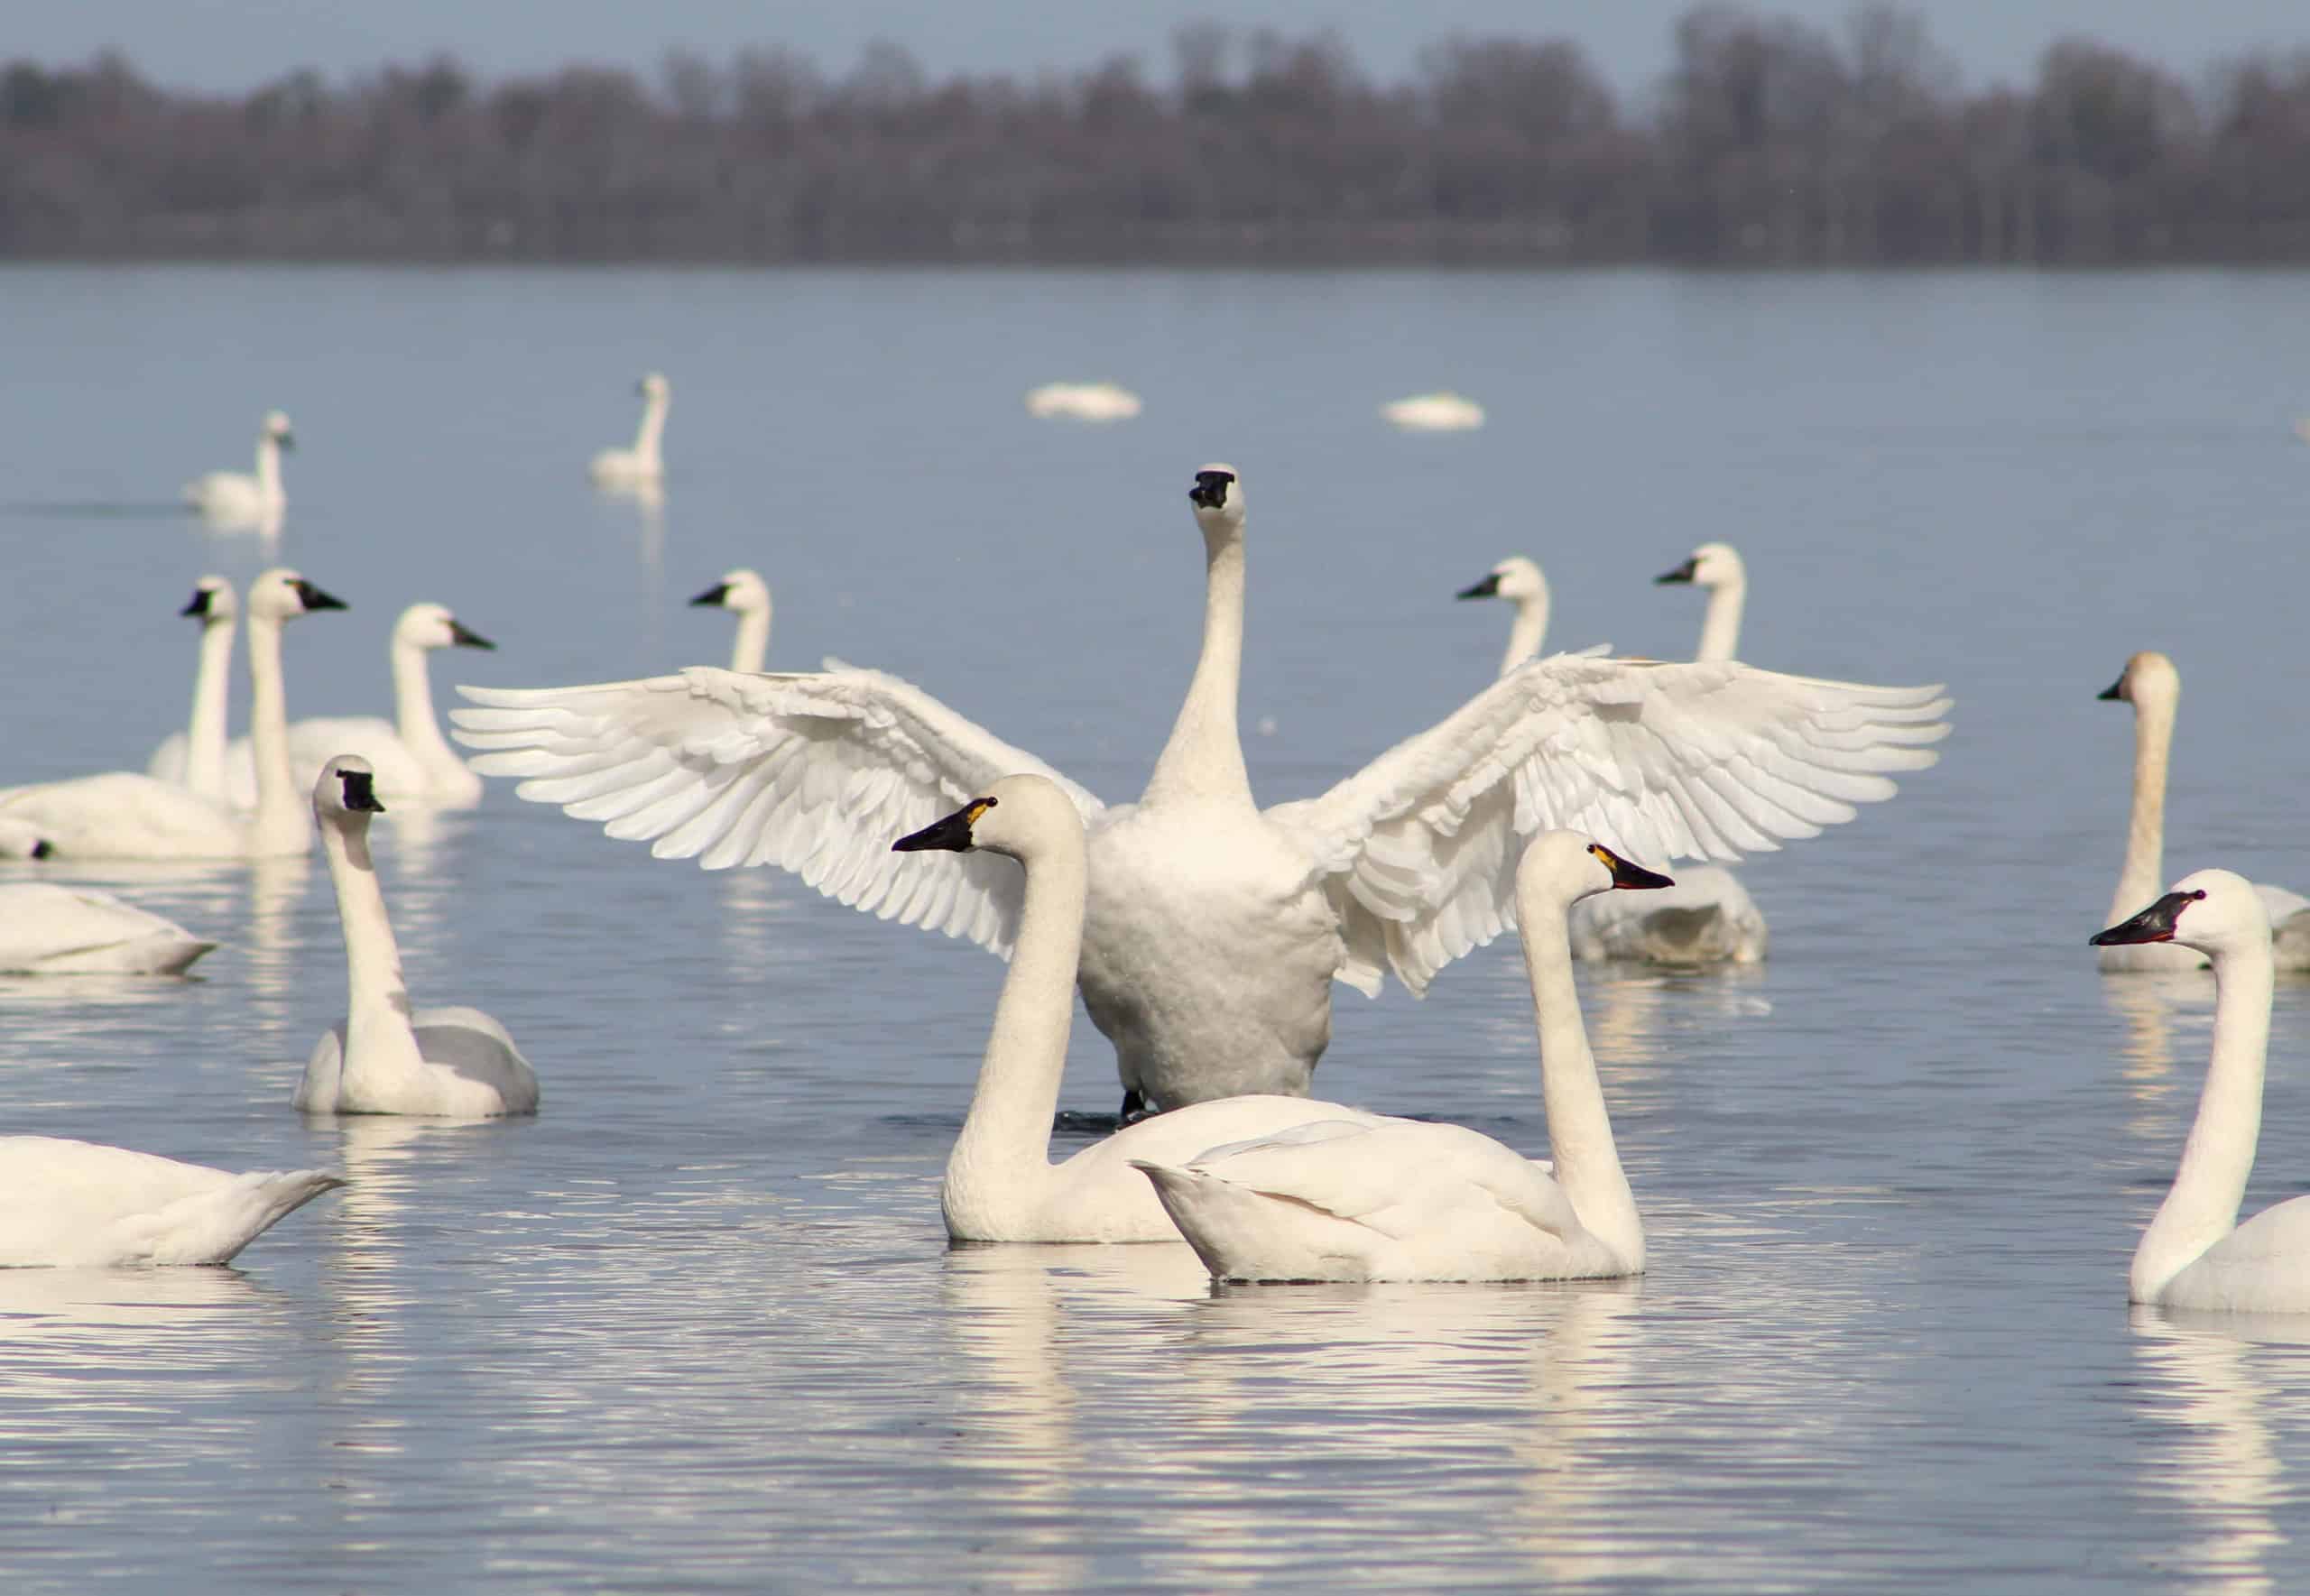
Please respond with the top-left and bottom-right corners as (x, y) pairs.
(1024, 382), (1141, 421)
(181, 409), (292, 529)
(589, 373), (670, 486)
(147, 577), (238, 803)
(0, 883), (216, 974)
(0, 1136), (339, 1267)
(1381, 392), (1485, 431)
(690, 568), (772, 674)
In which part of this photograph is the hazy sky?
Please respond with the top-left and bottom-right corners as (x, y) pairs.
(28, 0), (2308, 95)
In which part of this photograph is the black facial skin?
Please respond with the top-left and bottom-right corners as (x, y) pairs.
(1188, 469), (1235, 511)
(1456, 573), (1502, 601)
(448, 619), (495, 650)
(2090, 888), (2205, 946)
(1592, 844), (1676, 891)
(292, 579), (347, 613)
(2097, 671), (2127, 702)
(338, 768), (386, 815)
(1656, 558), (1699, 586)
(892, 797), (996, 853)
(688, 583), (732, 608)
(180, 588), (215, 618)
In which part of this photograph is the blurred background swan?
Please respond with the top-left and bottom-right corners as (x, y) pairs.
(589, 373), (670, 486)
(1024, 381), (1141, 421)
(147, 577), (236, 803)
(1381, 392), (1484, 430)
(690, 569), (772, 673)
(182, 409), (292, 529)
(1455, 556), (1549, 676)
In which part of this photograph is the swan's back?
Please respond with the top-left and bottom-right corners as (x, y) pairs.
(0, 1137), (341, 1267)
(300, 1007), (539, 1116)
(0, 883), (216, 974)
(0, 772), (246, 860)
(2157, 1195), (2310, 1315)
(413, 1005), (541, 1112)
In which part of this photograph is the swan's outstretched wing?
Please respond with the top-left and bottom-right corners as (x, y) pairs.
(1269, 652), (1948, 995)
(453, 667), (1104, 955)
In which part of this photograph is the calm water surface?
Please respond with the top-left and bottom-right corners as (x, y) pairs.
(4, 265), (2310, 1591)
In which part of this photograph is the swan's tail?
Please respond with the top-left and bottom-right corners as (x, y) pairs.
(152, 1170), (346, 1266)
(1130, 1159), (1367, 1283)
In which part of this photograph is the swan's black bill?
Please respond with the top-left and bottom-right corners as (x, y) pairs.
(275, 432), (296, 452)
(2091, 889), (2205, 946)
(893, 797), (996, 853)
(1656, 558), (1698, 586)
(292, 580), (347, 613)
(1456, 573), (1502, 601)
(339, 769), (385, 814)
(688, 582), (731, 608)
(1591, 844), (1674, 890)
(180, 588), (216, 618)
(449, 619), (495, 650)
(1188, 470), (1235, 511)
(2096, 672), (2127, 702)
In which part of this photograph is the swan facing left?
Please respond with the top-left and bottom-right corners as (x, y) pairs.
(1455, 556), (1549, 676)
(146, 577), (238, 803)
(690, 569), (772, 674)
(0, 1137), (340, 1267)
(296, 756), (540, 1116)
(182, 410), (292, 528)
(0, 884), (216, 974)
(590, 373), (670, 486)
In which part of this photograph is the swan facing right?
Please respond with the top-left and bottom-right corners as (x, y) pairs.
(0, 1136), (339, 1267)
(0, 884), (216, 975)
(183, 410), (292, 528)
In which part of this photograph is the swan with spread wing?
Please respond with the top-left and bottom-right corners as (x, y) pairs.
(455, 466), (1949, 1114)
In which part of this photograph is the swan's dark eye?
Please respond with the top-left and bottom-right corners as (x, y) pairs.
(2189, 890), (2207, 901)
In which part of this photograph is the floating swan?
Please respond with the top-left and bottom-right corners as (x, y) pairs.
(456, 466), (1946, 1114)
(182, 410), (292, 527)
(2099, 651), (2310, 973)
(0, 1136), (339, 1266)
(589, 373), (670, 486)
(0, 569), (346, 859)
(1658, 541), (1748, 666)
(296, 756), (540, 1115)
(1381, 392), (1484, 431)
(1455, 556), (1550, 676)
(1024, 382), (1141, 422)
(2094, 870), (2310, 1312)
(146, 577), (237, 803)
(0, 883), (217, 974)
(691, 569), (772, 673)
(0, 817), (51, 859)
(1133, 830), (1664, 1282)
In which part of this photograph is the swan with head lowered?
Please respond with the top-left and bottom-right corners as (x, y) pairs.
(296, 756), (539, 1116)
(1455, 556), (1550, 676)
(1135, 829), (1664, 1281)
(2094, 870), (2310, 1311)
(2097, 651), (2310, 973)
(0, 884), (216, 974)
(691, 569), (772, 673)
(1, 1136), (338, 1267)
(590, 373), (670, 487)
(183, 410), (293, 527)
(0, 569), (346, 860)
(146, 577), (237, 803)
(456, 466), (1947, 1115)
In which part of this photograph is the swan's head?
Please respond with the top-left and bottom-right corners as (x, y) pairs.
(248, 567), (347, 623)
(1187, 465), (1243, 537)
(395, 602), (494, 652)
(2098, 650), (2178, 711)
(638, 373), (670, 401)
(1658, 542), (1743, 589)
(1457, 556), (1546, 604)
(0, 816), (52, 860)
(1520, 830), (1675, 908)
(688, 568), (770, 614)
(2092, 868), (2266, 960)
(891, 773), (1082, 863)
(312, 754), (387, 823)
(262, 410), (295, 450)
(180, 576), (237, 623)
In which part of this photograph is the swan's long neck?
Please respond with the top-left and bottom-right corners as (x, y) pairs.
(1520, 883), (1642, 1271)
(390, 640), (462, 776)
(731, 604), (771, 675)
(184, 614), (236, 800)
(321, 815), (429, 1097)
(634, 392), (669, 472)
(2111, 696), (2175, 926)
(1501, 593), (1550, 678)
(1696, 578), (1745, 664)
(244, 613), (310, 853)
(1143, 529), (1252, 807)
(942, 832), (1088, 1234)
(255, 435), (282, 499)
(2132, 937), (2274, 1301)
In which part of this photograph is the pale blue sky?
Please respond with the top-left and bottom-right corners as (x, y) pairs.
(27, 0), (2307, 95)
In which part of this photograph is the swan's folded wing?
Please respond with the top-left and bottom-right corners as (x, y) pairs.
(1188, 1120), (1583, 1242)
(1268, 652), (1948, 995)
(452, 667), (1104, 956)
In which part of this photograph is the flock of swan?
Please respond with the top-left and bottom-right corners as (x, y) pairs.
(5, 457), (2306, 1314)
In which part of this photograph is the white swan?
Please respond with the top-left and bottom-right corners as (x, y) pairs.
(1381, 392), (1485, 431)
(455, 466), (1946, 1113)
(690, 569), (772, 673)
(1658, 542), (1747, 666)
(296, 756), (540, 1115)
(1024, 382), (1141, 422)
(2093, 870), (2310, 1312)
(0, 884), (216, 974)
(0, 817), (51, 859)
(0, 1136), (339, 1267)
(589, 373), (670, 486)
(146, 577), (237, 803)
(182, 410), (292, 526)
(1455, 556), (1550, 676)
(1134, 830), (1664, 1282)
(0, 569), (345, 860)
(2099, 651), (2310, 973)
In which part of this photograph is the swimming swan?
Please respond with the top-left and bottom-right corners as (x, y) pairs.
(455, 466), (1947, 1114)
(2098, 652), (2310, 973)
(0, 883), (217, 974)
(1025, 382), (1141, 422)
(1658, 542), (1747, 666)
(1381, 392), (1485, 431)
(589, 373), (670, 486)
(295, 756), (540, 1115)
(1133, 830), (1665, 1282)
(182, 410), (292, 526)
(146, 577), (237, 803)
(691, 569), (772, 673)
(0, 1136), (339, 1267)
(2093, 870), (2310, 1311)
(0, 569), (346, 860)
(1455, 556), (1550, 676)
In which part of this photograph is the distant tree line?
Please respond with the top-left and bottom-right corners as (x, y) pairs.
(6, 5), (2310, 265)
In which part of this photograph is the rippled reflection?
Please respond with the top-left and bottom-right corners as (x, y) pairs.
(2104, 973), (2219, 1139)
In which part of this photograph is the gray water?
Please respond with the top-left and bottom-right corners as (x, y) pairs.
(5, 265), (2310, 1591)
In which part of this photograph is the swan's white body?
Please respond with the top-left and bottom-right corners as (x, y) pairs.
(0, 569), (344, 860)
(2096, 871), (2310, 1313)
(456, 466), (1945, 1111)
(589, 374), (670, 485)
(2098, 652), (2310, 973)
(1456, 556), (1550, 677)
(0, 884), (216, 974)
(296, 756), (539, 1116)
(1025, 382), (1141, 422)
(1133, 832), (1655, 1283)
(1381, 392), (1485, 431)
(691, 570), (771, 674)
(182, 410), (291, 527)
(0, 1136), (339, 1267)
(147, 577), (237, 803)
